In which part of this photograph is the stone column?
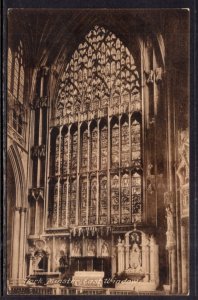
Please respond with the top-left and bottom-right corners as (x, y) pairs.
(125, 243), (130, 270)
(46, 252), (51, 272)
(65, 125), (71, 228)
(181, 222), (188, 294)
(35, 198), (39, 234)
(117, 238), (124, 274)
(45, 128), (52, 229)
(171, 248), (177, 293)
(96, 120), (100, 224)
(28, 254), (34, 275)
(155, 243), (159, 287)
(57, 126), (62, 226)
(76, 123), (81, 225)
(18, 208), (27, 284)
(86, 122), (90, 225)
(145, 240), (150, 282)
(150, 235), (155, 283)
(141, 235), (147, 281)
(11, 207), (20, 284)
(107, 116), (111, 223)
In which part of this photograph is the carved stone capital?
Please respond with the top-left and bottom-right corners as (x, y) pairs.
(29, 188), (44, 200)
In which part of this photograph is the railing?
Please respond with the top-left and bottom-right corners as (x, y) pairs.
(9, 286), (167, 295)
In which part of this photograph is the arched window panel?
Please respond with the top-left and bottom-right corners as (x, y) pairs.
(47, 182), (58, 228)
(37, 197), (44, 234)
(56, 25), (140, 119)
(32, 159), (38, 188)
(100, 123), (108, 170)
(121, 117), (129, 167)
(89, 177), (97, 225)
(131, 119), (141, 167)
(111, 175), (119, 224)
(49, 128), (59, 177)
(8, 48), (13, 91)
(42, 107), (47, 145)
(40, 157), (45, 187)
(121, 173), (130, 224)
(18, 65), (24, 103)
(131, 172), (142, 223)
(12, 109), (17, 129)
(111, 120), (119, 168)
(18, 114), (23, 135)
(80, 125), (88, 172)
(59, 181), (67, 227)
(55, 135), (60, 175)
(69, 178), (77, 225)
(60, 127), (68, 176)
(99, 176), (108, 225)
(34, 108), (40, 145)
(13, 57), (19, 98)
(90, 125), (97, 170)
(52, 183), (58, 227)
(80, 177), (87, 225)
(29, 198), (36, 235)
(70, 128), (78, 174)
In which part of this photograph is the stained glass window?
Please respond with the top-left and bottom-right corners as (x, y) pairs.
(91, 126), (97, 170)
(81, 128), (88, 172)
(131, 119), (141, 167)
(131, 172), (142, 223)
(52, 183), (58, 227)
(99, 176), (108, 225)
(52, 25), (143, 228)
(89, 177), (97, 224)
(111, 175), (119, 224)
(70, 130), (78, 173)
(111, 122), (119, 168)
(80, 178), (87, 225)
(57, 25), (140, 120)
(12, 41), (24, 103)
(59, 181), (67, 227)
(61, 129), (68, 176)
(121, 174), (130, 223)
(121, 119), (129, 167)
(13, 57), (19, 98)
(69, 179), (77, 225)
(100, 125), (108, 169)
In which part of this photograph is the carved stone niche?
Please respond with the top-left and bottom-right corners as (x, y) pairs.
(27, 239), (50, 277)
(116, 230), (159, 291)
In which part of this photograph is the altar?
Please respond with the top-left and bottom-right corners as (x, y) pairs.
(72, 271), (104, 288)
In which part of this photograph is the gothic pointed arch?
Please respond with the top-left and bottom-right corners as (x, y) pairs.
(7, 143), (26, 207)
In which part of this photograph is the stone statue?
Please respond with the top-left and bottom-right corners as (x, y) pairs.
(87, 241), (96, 256)
(166, 205), (174, 232)
(101, 242), (109, 257)
(130, 242), (141, 271)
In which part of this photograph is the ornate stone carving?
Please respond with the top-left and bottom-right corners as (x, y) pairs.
(164, 192), (176, 249)
(155, 67), (163, 83)
(29, 188), (44, 200)
(176, 129), (189, 185)
(145, 70), (154, 84)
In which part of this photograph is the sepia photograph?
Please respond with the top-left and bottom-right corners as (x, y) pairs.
(6, 8), (189, 296)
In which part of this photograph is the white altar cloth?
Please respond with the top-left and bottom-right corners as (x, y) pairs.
(72, 271), (104, 288)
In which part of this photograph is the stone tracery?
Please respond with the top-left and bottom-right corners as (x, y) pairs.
(48, 25), (143, 227)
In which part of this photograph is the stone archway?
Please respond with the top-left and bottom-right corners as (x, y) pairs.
(7, 155), (16, 281)
(7, 144), (27, 285)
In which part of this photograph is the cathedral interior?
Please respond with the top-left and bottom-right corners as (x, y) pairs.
(6, 9), (189, 295)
